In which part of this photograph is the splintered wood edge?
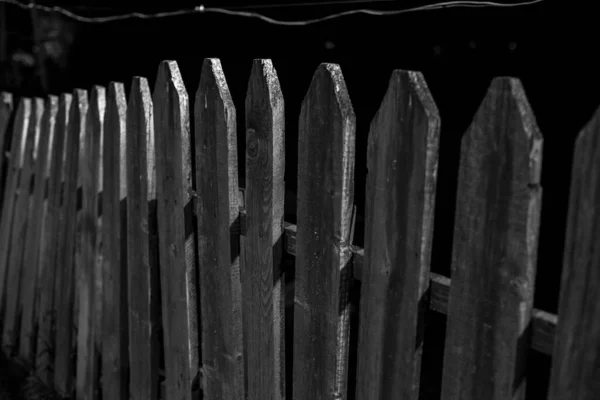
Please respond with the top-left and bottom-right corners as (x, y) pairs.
(233, 201), (557, 356)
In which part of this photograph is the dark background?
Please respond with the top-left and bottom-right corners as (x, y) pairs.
(0, 0), (596, 398)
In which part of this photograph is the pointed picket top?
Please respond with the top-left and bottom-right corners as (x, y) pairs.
(105, 82), (127, 199)
(441, 77), (543, 400)
(90, 86), (106, 193)
(357, 70), (440, 400)
(43, 96), (59, 179)
(153, 59), (197, 400)
(129, 76), (155, 199)
(294, 63), (356, 400)
(548, 105), (600, 400)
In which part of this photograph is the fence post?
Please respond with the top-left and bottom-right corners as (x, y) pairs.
(356, 70), (440, 400)
(101, 82), (128, 400)
(548, 106), (600, 400)
(441, 77), (543, 400)
(35, 93), (70, 385)
(153, 60), (198, 400)
(195, 58), (245, 400)
(293, 63), (355, 400)
(54, 89), (87, 398)
(127, 76), (160, 400)
(74, 86), (104, 400)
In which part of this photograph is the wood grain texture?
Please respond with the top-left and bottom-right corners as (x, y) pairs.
(195, 58), (245, 400)
(3, 98), (42, 357)
(0, 92), (13, 209)
(54, 89), (87, 398)
(127, 76), (160, 400)
(356, 70), (440, 400)
(102, 82), (128, 400)
(243, 59), (285, 400)
(548, 105), (600, 400)
(153, 60), (198, 400)
(35, 93), (70, 384)
(0, 98), (30, 324)
(293, 63), (355, 400)
(441, 77), (543, 400)
(19, 96), (55, 366)
(75, 86), (104, 400)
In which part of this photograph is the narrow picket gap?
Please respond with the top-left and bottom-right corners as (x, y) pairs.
(54, 89), (88, 398)
(243, 58), (286, 400)
(19, 95), (55, 367)
(440, 77), (543, 400)
(127, 76), (160, 400)
(35, 93), (70, 385)
(548, 105), (600, 400)
(153, 60), (198, 400)
(293, 63), (356, 400)
(195, 58), (245, 400)
(355, 70), (440, 400)
(2, 98), (43, 357)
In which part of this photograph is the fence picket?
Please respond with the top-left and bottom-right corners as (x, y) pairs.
(195, 58), (245, 400)
(0, 92), (13, 209)
(548, 106), (600, 400)
(356, 70), (440, 400)
(127, 76), (160, 400)
(243, 59), (286, 400)
(36, 93), (70, 384)
(19, 95), (55, 366)
(74, 86), (104, 400)
(441, 77), (543, 400)
(153, 60), (198, 400)
(2, 98), (42, 357)
(293, 63), (356, 400)
(101, 82), (128, 400)
(54, 89), (87, 397)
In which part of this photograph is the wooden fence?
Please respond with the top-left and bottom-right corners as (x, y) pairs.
(0, 58), (598, 400)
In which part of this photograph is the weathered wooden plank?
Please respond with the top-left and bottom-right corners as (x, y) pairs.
(102, 82), (128, 400)
(127, 76), (159, 400)
(35, 93), (70, 384)
(153, 60), (198, 400)
(74, 86), (104, 400)
(243, 59), (285, 400)
(195, 58), (245, 400)
(356, 70), (440, 400)
(54, 89), (87, 398)
(19, 96), (55, 366)
(0, 98), (30, 323)
(441, 77), (543, 400)
(548, 105), (600, 400)
(293, 63), (356, 400)
(0, 92), (13, 207)
(2, 98), (43, 356)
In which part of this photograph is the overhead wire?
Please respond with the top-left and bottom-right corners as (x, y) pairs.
(0, 0), (544, 25)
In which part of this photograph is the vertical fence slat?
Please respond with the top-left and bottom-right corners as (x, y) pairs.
(0, 92), (13, 206)
(127, 76), (159, 400)
(356, 70), (440, 400)
(293, 63), (356, 400)
(153, 60), (198, 400)
(54, 89), (87, 397)
(0, 98), (30, 326)
(102, 82), (128, 400)
(20, 95), (55, 365)
(195, 58), (245, 400)
(36, 93), (70, 384)
(243, 59), (285, 400)
(441, 77), (543, 400)
(2, 98), (42, 356)
(548, 106), (600, 400)
(75, 86), (104, 400)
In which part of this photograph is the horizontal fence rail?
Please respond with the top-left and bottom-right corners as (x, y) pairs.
(0, 58), (598, 400)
